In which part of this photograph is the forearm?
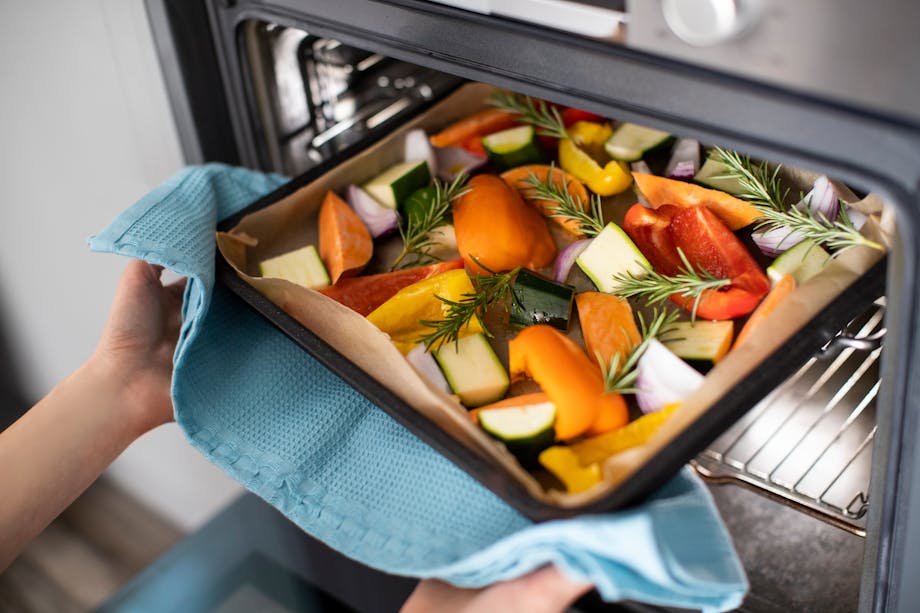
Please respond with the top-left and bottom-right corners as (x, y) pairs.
(0, 358), (154, 570)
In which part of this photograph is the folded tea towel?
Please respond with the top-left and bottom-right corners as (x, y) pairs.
(89, 163), (747, 612)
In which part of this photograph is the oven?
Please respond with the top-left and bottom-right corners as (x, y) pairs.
(144, 1), (920, 610)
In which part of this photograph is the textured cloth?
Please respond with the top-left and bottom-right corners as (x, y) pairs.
(89, 163), (747, 612)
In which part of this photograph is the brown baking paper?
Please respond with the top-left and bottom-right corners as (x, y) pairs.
(216, 83), (892, 508)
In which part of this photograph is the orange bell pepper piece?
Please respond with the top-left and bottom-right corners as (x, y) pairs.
(452, 174), (557, 274)
(508, 325), (628, 440)
(632, 172), (763, 230)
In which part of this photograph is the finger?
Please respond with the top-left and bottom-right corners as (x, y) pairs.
(165, 277), (188, 302)
(471, 566), (593, 613)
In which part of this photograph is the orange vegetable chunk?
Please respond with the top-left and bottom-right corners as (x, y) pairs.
(429, 108), (518, 148)
(508, 325), (627, 441)
(318, 190), (372, 283)
(452, 174), (557, 274)
(632, 172), (763, 230)
(500, 165), (590, 236)
(733, 273), (797, 350)
(576, 292), (641, 368)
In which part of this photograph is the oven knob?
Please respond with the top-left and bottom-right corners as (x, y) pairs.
(661, 0), (760, 46)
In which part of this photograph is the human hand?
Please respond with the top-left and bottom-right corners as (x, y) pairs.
(401, 566), (592, 613)
(90, 259), (187, 434)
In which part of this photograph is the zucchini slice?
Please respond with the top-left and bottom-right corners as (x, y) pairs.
(576, 222), (650, 293)
(693, 155), (746, 195)
(481, 125), (544, 171)
(662, 320), (734, 364)
(363, 160), (431, 209)
(258, 245), (330, 289)
(766, 239), (831, 285)
(509, 269), (575, 330)
(604, 123), (672, 162)
(433, 333), (510, 407)
(479, 400), (556, 467)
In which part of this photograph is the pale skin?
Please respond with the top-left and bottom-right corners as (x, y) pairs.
(0, 259), (591, 611)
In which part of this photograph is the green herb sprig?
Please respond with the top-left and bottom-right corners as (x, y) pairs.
(522, 164), (605, 237)
(601, 308), (681, 395)
(712, 147), (883, 253)
(390, 173), (469, 271)
(418, 261), (520, 350)
(610, 249), (731, 321)
(487, 91), (569, 140)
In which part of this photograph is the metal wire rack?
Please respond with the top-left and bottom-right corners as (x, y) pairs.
(693, 299), (886, 536)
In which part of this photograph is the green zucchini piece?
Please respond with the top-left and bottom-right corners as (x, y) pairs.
(481, 125), (544, 171)
(433, 333), (510, 407)
(478, 401), (556, 467)
(576, 222), (650, 293)
(363, 160), (431, 209)
(509, 269), (575, 330)
(662, 320), (734, 363)
(603, 123), (672, 162)
(258, 245), (330, 289)
(693, 155), (746, 195)
(766, 239), (831, 285)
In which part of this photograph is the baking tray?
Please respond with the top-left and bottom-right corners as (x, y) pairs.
(214, 89), (888, 522)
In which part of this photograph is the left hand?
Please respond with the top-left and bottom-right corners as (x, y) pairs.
(90, 259), (187, 433)
(401, 566), (592, 613)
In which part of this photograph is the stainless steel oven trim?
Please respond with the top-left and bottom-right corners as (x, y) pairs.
(150, 1), (920, 609)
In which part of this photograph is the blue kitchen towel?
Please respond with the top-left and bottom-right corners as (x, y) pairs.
(89, 163), (748, 612)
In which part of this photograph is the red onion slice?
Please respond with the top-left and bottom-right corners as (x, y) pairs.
(635, 339), (704, 414)
(753, 175), (840, 257)
(404, 128), (438, 178)
(346, 184), (400, 238)
(434, 146), (487, 181)
(553, 239), (590, 283)
(665, 138), (700, 181)
(752, 226), (808, 258)
(406, 344), (451, 394)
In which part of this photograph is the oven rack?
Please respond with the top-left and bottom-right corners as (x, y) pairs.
(693, 300), (886, 536)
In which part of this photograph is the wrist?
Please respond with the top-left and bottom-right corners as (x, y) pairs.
(81, 353), (171, 439)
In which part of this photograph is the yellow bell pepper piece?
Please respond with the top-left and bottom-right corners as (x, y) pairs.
(568, 403), (681, 466)
(538, 446), (602, 493)
(558, 121), (631, 197)
(367, 269), (483, 354)
(538, 404), (681, 494)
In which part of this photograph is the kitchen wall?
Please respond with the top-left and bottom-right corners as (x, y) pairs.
(0, 0), (243, 531)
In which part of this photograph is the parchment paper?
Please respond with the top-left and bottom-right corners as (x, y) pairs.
(216, 83), (891, 507)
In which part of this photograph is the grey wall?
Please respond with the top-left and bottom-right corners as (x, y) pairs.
(0, 0), (242, 531)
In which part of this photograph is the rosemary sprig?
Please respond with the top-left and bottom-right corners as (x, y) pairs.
(601, 308), (680, 395)
(390, 173), (470, 271)
(418, 262), (520, 350)
(753, 196), (883, 253)
(522, 164), (605, 237)
(711, 147), (787, 210)
(610, 249), (731, 321)
(712, 147), (883, 253)
(487, 91), (569, 140)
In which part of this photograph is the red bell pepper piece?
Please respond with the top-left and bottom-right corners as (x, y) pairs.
(561, 107), (605, 125)
(318, 259), (465, 316)
(623, 204), (770, 320)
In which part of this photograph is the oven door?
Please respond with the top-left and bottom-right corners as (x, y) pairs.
(145, 1), (920, 610)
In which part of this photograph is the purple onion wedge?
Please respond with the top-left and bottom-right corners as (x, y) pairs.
(434, 146), (487, 181)
(346, 184), (400, 238)
(635, 339), (704, 414)
(553, 239), (591, 283)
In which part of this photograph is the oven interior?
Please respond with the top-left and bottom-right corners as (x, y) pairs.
(147, 1), (920, 610)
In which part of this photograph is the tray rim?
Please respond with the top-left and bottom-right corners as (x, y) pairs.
(214, 99), (888, 522)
